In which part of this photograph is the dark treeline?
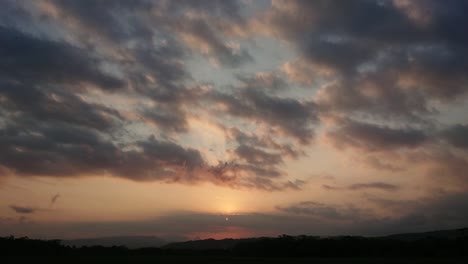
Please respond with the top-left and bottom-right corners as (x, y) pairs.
(1, 234), (468, 258)
(231, 235), (468, 257)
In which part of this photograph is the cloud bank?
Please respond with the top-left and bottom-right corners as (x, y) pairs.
(0, 0), (467, 196)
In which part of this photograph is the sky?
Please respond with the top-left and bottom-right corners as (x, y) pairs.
(1, 0), (468, 241)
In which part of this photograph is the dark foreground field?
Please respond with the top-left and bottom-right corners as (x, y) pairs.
(2, 229), (467, 263)
(5, 256), (468, 264)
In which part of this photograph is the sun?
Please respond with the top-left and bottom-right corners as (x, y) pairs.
(220, 203), (238, 215)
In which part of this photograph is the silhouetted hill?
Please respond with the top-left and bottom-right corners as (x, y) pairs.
(163, 238), (244, 250)
(163, 228), (468, 251)
(383, 228), (468, 241)
(63, 236), (167, 249)
(1, 227), (467, 262)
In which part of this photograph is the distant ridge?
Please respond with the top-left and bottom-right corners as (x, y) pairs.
(163, 238), (242, 250)
(164, 227), (468, 250)
(59, 227), (468, 250)
(2, 228), (467, 259)
(383, 227), (468, 241)
(63, 236), (167, 249)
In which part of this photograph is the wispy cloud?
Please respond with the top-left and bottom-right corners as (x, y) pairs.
(9, 205), (37, 214)
(323, 182), (399, 192)
(50, 193), (60, 207)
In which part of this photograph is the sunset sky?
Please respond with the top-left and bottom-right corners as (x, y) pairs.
(1, 0), (468, 241)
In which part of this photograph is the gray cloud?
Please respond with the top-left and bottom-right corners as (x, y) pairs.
(348, 182), (399, 191)
(3, 191), (468, 239)
(0, 26), (123, 90)
(176, 18), (253, 68)
(50, 0), (155, 42)
(142, 105), (189, 133)
(208, 78), (317, 144)
(0, 82), (123, 131)
(9, 205), (36, 214)
(229, 128), (304, 159)
(276, 201), (370, 221)
(50, 193), (60, 206)
(234, 145), (282, 166)
(261, 0), (468, 125)
(52, 0), (252, 67)
(363, 191), (468, 234)
(323, 182), (399, 192)
(362, 156), (405, 172)
(441, 124), (468, 149)
(0, 117), (300, 190)
(1, 0), (468, 196)
(327, 119), (428, 152)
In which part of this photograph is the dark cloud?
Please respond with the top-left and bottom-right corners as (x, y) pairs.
(50, 194), (60, 206)
(3, 192), (468, 239)
(276, 201), (369, 220)
(0, 26), (123, 90)
(51, 0), (155, 42)
(441, 124), (468, 149)
(164, 0), (245, 22)
(1, 0), (468, 196)
(323, 182), (400, 192)
(9, 205), (36, 214)
(176, 18), (253, 68)
(0, 1), (308, 192)
(327, 119), (428, 151)
(0, 122), (117, 177)
(277, 191), (468, 236)
(261, 0), (468, 124)
(234, 145), (282, 166)
(0, 82), (123, 131)
(348, 182), (399, 191)
(142, 105), (189, 133)
(315, 72), (432, 122)
(52, 0), (252, 67)
(202, 73), (315, 183)
(363, 191), (468, 234)
(229, 128), (304, 159)
(0, 117), (299, 190)
(417, 148), (468, 188)
(362, 156), (405, 172)
(208, 82), (317, 144)
(322, 184), (341, 191)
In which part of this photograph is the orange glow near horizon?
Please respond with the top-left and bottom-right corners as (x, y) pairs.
(188, 226), (272, 240)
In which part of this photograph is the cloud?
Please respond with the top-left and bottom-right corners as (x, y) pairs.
(9, 205), (37, 214)
(363, 191), (468, 233)
(256, 0), (468, 124)
(141, 105), (189, 133)
(1, 0), (468, 196)
(176, 18), (253, 68)
(362, 156), (405, 172)
(348, 182), (399, 191)
(207, 75), (318, 144)
(0, 81), (123, 131)
(0, 2), (294, 191)
(49, 0), (155, 42)
(234, 145), (282, 166)
(0, 26), (123, 90)
(326, 119), (428, 152)
(281, 59), (334, 86)
(276, 190), (468, 236)
(276, 201), (371, 221)
(50, 193), (60, 206)
(323, 182), (400, 192)
(440, 124), (468, 149)
(3, 191), (468, 239)
(0, 118), (300, 190)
